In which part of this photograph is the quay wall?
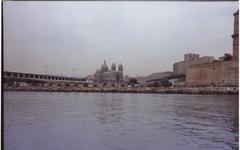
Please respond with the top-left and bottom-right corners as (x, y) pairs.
(3, 85), (238, 95)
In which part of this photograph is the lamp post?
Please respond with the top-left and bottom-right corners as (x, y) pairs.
(45, 65), (48, 75)
(72, 68), (76, 77)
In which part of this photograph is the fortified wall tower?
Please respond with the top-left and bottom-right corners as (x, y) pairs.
(185, 10), (239, 87)
(232, 10), (239, 61)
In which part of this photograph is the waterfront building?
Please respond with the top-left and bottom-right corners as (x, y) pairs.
(93, 60), (123, 84)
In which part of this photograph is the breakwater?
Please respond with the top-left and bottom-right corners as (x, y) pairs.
(3, 85), (239, 95)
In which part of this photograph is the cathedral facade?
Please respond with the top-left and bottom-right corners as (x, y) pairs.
(93, 61), (123, 84)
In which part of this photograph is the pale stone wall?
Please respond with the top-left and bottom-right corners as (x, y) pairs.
(186, 61), (238, 87)
(173, 61), (186, 75)
(186, 62), (221, 86)
(190, 56), (214, 66)
(219, 61), (238, 86)
(173, 54), (214, 75)
(184, 54), (200, 63)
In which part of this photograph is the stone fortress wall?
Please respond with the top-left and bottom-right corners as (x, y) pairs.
(185, 10), (239, 87)
(186, 61), (238, 86)
(173, 53), (214, 75)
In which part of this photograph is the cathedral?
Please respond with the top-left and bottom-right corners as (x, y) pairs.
(93, 61), (123, 84)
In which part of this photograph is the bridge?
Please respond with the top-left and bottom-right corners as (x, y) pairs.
(3, 71), (92, 84)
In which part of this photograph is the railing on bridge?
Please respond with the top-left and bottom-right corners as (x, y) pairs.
(3, 71), (92, 84)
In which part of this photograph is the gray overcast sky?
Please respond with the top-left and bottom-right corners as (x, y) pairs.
(3, 1), (238, 77)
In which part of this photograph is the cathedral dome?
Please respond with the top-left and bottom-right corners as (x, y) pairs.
(96, 69), (101, 74)
(101, 60), (109, 72)
(111, 63), (116, 71)
(118, 63), (123, 71)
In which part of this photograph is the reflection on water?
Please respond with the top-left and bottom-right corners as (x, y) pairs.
(4, 92), (238, 150)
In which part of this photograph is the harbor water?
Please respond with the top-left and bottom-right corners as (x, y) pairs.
(4, 91), (239, 150)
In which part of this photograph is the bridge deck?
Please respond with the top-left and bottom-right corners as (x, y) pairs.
(3, 71), (91, 84)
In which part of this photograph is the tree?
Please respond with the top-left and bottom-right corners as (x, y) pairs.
(224, 53), (232, 61)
